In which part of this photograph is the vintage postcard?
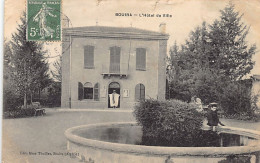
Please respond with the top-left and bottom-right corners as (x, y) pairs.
(2, 0), (260, 162)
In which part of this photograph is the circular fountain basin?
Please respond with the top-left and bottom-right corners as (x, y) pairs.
(65, 122), (260, 163)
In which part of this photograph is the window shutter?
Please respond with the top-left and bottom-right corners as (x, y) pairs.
(84, 46), (94, 68)
(140, 84), (145, 100)
(110, 47), (115, 72)
(110, 46), (120, 73)
(94, 83), (99, 101)
(115, 47), (121, 64)
(136, 48), (146, 70)
(135, 84), (145, 101)
(78, 82), (83, 100)
(135, 84), (141, 101)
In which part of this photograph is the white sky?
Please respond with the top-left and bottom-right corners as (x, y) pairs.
(4, 0), (260, 75)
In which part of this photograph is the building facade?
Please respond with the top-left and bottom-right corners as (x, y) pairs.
(61, 25), (169, 109)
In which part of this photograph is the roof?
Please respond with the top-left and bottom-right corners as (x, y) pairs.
(63, 26), (169, 40)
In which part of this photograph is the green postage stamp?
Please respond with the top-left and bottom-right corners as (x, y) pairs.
(27, 0), (61, 41)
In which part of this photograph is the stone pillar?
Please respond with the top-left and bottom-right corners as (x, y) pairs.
(158, 40), (167, 100)
(61, 35), (71, 108)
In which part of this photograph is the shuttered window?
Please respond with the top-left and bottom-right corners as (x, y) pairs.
(110, 46), (120, 73)
(83, 82), (93, 99)
(135, 84), (145, 101)
(78, 82), (83, 100)
(84, 46), (94, 68)
(94, 83), (99, 101)
(136, 48), (146, 70)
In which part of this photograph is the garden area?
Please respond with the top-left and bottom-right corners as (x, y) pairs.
(3, 13), (61, 119)
(166, 3), (259, 121)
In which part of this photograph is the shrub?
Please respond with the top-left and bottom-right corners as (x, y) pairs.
(133, 99), (211, 147)
(168, 79), (192, 102)
(218, 82), (257, 119)
(3, 87), (23, 112)
(3, 104), (38, 119)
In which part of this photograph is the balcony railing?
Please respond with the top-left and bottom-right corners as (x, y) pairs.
(109, 64), (120, 73)
(102, 63), (128, 78)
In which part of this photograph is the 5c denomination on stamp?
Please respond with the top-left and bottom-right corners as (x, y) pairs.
(27, 0), (61, 41)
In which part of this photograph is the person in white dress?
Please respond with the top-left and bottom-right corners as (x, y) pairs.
(195, 97), (203, 112)
(109, 90), (120, 109)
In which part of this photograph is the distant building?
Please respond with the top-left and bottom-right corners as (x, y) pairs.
(61, 25), (169, 109)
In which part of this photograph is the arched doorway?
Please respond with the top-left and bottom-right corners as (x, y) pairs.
(108, 82), (120, 108)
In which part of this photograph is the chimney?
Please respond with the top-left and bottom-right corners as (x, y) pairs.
(159, 23), (166, 34)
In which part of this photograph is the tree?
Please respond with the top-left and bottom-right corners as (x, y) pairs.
(208, 2), (256, 80)
(168, 2), (257, 116)
(170, 3), (256, 81)
(3, 40), (22, 111)
(184, 22), (211, 71)
(3, 39), (12, 81)
(51, 55), (62, 82)
(9, 12), (51, 109)
(168, 23), (211, 102)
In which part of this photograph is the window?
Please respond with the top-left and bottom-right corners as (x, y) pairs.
(78, 82), (99, 100)
(84, 45), (94, 68)
(78, 82), (83, 100)
(84, 82), (93, 99)
(110, 46), (120, 73)
(136, 48), (146, 70)
(94, 83), (100, 101)
(135, 84), (145, 101)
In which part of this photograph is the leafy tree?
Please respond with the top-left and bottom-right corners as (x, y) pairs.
(184, 22), (210, 71)
(168, 22), (212, 100)
(208, 2), (256, 80)
(8, 13), (51, 109)
(168, 3), (257, 117)
(50, 55), (62, 82)
(3, 39), (12, 81)
(3, 40), (23, 111)
(47, 81), (61, 107)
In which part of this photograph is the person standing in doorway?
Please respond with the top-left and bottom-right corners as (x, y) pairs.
(109, 90), (120, 109)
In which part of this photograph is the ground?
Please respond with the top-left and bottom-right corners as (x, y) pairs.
(2, 108), (260, 163)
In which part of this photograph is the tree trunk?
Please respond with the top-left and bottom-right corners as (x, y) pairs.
(39, 87), (41, 100)
(24, 93), (27, 109)
(30, 92), (33, 104)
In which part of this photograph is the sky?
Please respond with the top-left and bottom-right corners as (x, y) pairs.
(4, 0), (260, 75)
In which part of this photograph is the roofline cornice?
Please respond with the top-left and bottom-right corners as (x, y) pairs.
(63, 30), (169, 40)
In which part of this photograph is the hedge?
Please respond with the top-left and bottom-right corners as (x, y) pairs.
(3, 104), (39, 119)
(133, 99), (220, 147)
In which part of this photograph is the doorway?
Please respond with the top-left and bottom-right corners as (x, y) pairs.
(108, 82), (120, 108)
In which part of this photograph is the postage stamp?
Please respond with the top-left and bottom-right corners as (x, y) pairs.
(27, 0), (61, 41)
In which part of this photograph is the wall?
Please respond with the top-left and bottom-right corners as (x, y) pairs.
(62, 36), (167, 109)
(65, 122), (260, 163)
